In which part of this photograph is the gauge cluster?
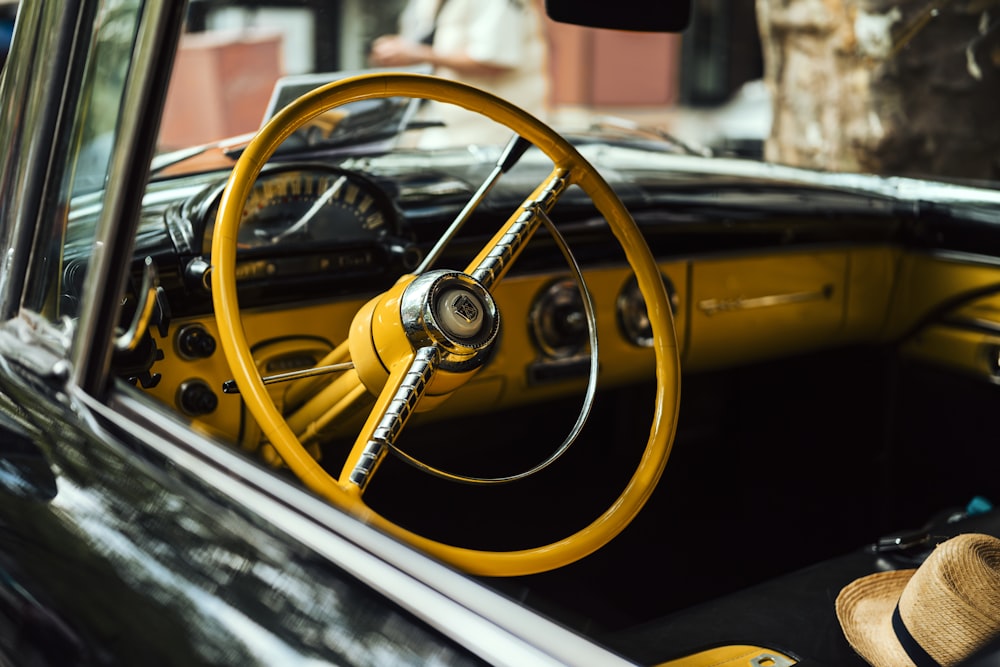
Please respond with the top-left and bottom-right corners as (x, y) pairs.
(185, 164), (414, 285)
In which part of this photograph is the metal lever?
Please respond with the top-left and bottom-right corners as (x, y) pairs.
(115, 257), (159, 353)
(222, 361), (355, 394)
(414, 134), (532, 275)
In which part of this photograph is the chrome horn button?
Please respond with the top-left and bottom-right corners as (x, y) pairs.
(400, 271), (500, 371)
(437, 288), (485, 339)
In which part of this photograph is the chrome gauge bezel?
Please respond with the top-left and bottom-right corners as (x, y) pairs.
(528, 277), (589, 359)
(194, 162), (403, 256)
(616, 272), (678, 348)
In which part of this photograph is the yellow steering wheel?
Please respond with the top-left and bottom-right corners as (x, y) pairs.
(211, 73), (680, 576)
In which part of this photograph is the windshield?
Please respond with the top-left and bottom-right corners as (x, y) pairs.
(147, 1), (999, 190)
(70, 2), (140, 195)
(11, 0), (999, 331)
(153, 1), (543, 165)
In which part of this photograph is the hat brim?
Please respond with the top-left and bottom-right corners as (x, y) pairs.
(835, 569), (918, 667)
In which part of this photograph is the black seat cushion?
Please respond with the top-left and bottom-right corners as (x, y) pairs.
(601, 507), (1000, 666)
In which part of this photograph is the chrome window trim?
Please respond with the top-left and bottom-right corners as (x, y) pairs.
(0, 0), (89, 320)
(71, 0), (185, 393)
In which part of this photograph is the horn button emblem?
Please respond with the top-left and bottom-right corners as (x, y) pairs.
(400, 271), (500, 369)
(438, 289), (483, 338)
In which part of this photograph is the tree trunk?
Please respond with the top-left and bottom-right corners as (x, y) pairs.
(756, 0), (1000, 182)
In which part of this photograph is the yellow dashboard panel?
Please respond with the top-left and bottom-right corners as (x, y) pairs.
(142, 245), (908, 449)
(681, 246), (897, 371)
(900, 288), (1000, 383)
(684, 250), (849, 370)
(884, 252), (1000, 339)
(139, 247), (916, 449)
(143, 262), (685, 450)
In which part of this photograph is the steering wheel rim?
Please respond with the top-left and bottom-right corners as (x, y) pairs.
(211, 73), (680, 576)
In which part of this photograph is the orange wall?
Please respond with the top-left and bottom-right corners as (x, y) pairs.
(545, 19), (682, 108)
(160, 29), (283, 150)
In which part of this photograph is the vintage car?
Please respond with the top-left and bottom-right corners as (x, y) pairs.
(0, 0), (998, 665)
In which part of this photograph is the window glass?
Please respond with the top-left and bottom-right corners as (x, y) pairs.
(21, 0), (141, 321)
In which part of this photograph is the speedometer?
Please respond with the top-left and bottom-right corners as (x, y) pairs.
(200, 166), (398, 255)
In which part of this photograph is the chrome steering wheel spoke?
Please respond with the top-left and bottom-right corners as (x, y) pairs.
(344, 346), (440, 491)
(465, 168), (569, 291)
(415, 134), (533, 276)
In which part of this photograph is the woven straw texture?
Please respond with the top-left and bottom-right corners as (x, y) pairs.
(835, 533), (1000, 667)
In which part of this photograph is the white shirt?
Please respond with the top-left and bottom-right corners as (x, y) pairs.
(400, 0), (550, 147)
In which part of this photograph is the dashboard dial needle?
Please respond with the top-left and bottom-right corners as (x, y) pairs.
(270, 175), (347, 243)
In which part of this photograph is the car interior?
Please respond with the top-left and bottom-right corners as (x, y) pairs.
(70, 0), (1000, 664)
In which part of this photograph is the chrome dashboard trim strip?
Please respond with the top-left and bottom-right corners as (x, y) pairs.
(698, 284), (834, 315)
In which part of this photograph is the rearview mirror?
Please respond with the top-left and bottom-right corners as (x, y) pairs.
(544, 0), (692, 32)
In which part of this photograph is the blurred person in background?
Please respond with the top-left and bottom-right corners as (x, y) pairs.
(369, 0), (550, 147)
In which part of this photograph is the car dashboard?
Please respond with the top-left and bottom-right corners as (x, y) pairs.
(92, 144), (911, 454)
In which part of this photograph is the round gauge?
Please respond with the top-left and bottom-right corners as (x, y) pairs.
(200, 166), (397, 254)
(529, 278), (589, 359)
(617, 273), (678, 348)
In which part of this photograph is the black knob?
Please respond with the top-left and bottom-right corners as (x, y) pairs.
(176, 324), (216, 359)
(177, 380), (218, 416)
(183, 257), (212, 291)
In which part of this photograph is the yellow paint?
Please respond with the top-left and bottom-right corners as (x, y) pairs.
(901, 324), (1000, 381)
(685, 250), (850, 370)
(883, 252), (1000, 339)
(143, 263), (684, 438)
(843, 246), (898, 340)
(655, 645), (796, 666)
(899, 287), (1000, 381)
(144, 299), (364, 443)
(145, 243), (910, 444)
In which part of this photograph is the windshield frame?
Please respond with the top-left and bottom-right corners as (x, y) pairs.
(68, 0), (185, 394)
(0, 0), (92, 321)
(0, 0), (186, 395)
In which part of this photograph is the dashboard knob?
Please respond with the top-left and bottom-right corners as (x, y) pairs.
(183, 256), (212, 291)
(176, 324), (216, 359)
(177, 379), (218, 416)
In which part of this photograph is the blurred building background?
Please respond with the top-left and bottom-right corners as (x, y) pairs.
(161, 0), (765, 153)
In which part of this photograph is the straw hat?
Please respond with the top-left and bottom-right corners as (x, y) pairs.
(835, 533), (1000, 666)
